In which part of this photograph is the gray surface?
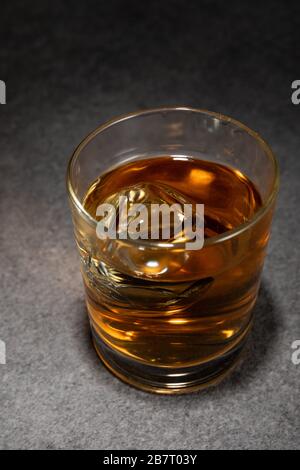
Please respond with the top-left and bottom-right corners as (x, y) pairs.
(0, 0), (299, 450)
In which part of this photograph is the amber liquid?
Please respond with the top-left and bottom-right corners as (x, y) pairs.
(81, 156), (267, 370)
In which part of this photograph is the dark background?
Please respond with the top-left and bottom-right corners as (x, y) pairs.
(0, 0), (299, 449)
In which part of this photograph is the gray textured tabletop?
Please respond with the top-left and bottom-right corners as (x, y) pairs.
(0, 0), (299, 450)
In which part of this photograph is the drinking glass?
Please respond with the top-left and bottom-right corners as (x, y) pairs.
(66, 107), (279, 394)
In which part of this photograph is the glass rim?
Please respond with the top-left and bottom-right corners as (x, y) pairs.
(66, 106), (279, 249)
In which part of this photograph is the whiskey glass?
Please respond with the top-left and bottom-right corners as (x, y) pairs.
(66, 107), (279, 394)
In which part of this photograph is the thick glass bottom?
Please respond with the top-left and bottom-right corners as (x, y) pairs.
(91, 323), (251, 395)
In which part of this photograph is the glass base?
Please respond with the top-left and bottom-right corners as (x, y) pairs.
(91, 325), (251, 394)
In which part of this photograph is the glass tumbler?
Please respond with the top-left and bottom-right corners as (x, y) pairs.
(66, 107), (279, 394)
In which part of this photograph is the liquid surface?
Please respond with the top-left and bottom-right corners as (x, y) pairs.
(84, 156), (262, 239)
(79, 156), (266, 367)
